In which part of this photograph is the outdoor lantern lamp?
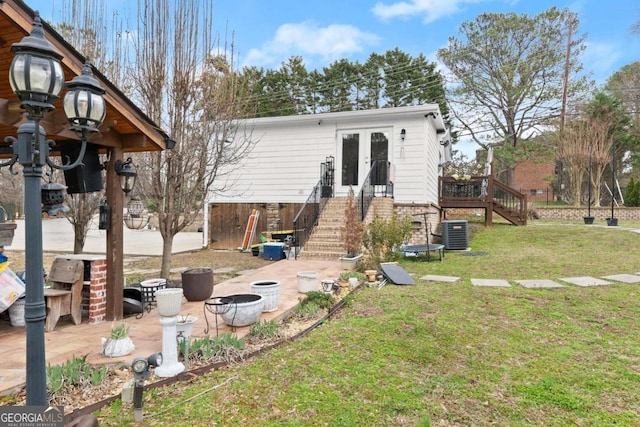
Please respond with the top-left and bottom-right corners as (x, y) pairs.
(131, 352), (163, 422)
(1, 12), (106, 406)
(400, 128), (406, 141)
(8, 13), (64, 119)
(115, 157), (137, 194)
(63, 59), (106, 136)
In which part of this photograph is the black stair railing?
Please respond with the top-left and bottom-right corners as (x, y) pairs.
(292, 156), (335, 259)
(356, 160), (393, 221)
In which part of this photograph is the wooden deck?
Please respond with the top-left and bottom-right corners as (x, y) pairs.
(438, 175), (527, 226)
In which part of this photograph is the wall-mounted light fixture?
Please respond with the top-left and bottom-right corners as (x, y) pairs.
(114, 157), (137, 194)
(99, 199), (111, 230)
(400, 128), (406, 141)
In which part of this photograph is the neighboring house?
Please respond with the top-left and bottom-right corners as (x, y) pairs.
(513, 160), (555, 203)
(205, 104), (450, 249)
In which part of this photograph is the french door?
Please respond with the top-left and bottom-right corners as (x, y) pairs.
(337, 128), (391, 194)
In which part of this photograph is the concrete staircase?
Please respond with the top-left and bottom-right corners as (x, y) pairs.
(299, 196), (396, 260)
(299, 197), (349, 260)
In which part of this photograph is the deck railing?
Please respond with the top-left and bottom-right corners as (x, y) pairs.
(439, 175), (526, 225)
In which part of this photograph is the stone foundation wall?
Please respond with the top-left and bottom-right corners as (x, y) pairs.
(534, 206), (640, 221)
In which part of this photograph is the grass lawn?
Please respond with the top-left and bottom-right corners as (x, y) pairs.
(97, 220), (640, 426)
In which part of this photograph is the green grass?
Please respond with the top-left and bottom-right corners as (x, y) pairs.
(96, 221), (640, 426)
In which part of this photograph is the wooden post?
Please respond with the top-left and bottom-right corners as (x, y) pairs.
(105, 147), (124, 320)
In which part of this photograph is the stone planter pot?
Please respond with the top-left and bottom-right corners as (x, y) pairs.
(101, 337), (135, 357)
(606, 217), (618, 227)
(181, 268), (214, 301)
(155, 288), (183, 317)
(250, 280), (280, 312)
(340, 253), (363, 271)
(297, 271), (318, 293)
(219, 294), (264, 327)
(176, 315), (198, 339)
(8, 298), (25, 327)
(583, 216), (595, 225)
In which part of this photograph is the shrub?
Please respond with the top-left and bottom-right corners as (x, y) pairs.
(362, 214), (412, 264)
(341, 187), (364, 257)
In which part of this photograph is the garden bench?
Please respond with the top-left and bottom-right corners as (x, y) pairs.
(43, 258), (84, 332)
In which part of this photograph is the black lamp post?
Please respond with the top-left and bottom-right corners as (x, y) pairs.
(584, 144), (594, 224)
(608, 138), (618, 226)
(1, 13), (106, 405)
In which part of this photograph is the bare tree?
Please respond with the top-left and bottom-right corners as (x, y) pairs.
(130, 0), (255, 277)
(54, 0), (123, 253)
(558, 103), (614, 207)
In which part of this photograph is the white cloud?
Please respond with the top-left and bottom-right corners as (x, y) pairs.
(582, 41), (624, 84)
(241, 21), (380, 68)
(372, 0), (488, 24)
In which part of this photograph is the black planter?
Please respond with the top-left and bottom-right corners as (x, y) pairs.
(181, 268), (214, 301)
(606, 217), (618, 227)
(583, 216), (594, 225)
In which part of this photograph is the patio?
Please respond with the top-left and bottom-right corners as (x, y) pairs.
(0, 257), (344, 396)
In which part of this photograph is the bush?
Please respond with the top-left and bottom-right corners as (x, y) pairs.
(362, 214), (412, 264)
(625, 178), (640, 207)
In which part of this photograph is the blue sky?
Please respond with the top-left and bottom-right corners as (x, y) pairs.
(31, 0), (640, 156)
(33, 0), (639, 85)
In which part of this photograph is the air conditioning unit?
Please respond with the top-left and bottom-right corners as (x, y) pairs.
(441, 220), (468, 250)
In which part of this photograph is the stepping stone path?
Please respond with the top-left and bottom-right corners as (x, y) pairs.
(601, 274), (640, 284)
(419, 274), (460, 282)
(471, 279), (511, 287)
(515, 279), (564, 288)
(559, 276), (612, 287)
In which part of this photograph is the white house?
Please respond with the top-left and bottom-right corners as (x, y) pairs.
(205, 104), (450, 249)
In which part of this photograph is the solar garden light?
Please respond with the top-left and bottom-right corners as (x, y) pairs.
(131, 352), (163, 422)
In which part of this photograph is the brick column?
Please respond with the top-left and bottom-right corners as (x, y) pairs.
(88, 258), (107, 324)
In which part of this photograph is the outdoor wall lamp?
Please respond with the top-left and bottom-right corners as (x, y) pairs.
(115, 157), (137, 194)
(131, 352), (163, 422)
(99, 199), (111, 230)
(1, 12), (106, 406)
(400, 128), (406, 141)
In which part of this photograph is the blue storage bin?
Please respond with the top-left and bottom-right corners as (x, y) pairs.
(262, 242), (285, 260)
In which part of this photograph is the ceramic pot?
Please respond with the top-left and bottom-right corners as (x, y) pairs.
(219, 294), (264, 327)
(250, 280), (280, 312)
(176, 315), (198, 338)
(155, 288), (183, 316)
(181, 268), (214, 301)
(102, 337), (135, 357)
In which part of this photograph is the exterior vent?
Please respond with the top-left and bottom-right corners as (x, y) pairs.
(441, 220), (468, 250)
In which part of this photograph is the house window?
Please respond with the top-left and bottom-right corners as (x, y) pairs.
(529, 189), (537, 196)
(341, 133), (359, 186)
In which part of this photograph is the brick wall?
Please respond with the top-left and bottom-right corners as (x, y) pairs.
(513, 160), (555, 202)
(393, 203), (439, 244)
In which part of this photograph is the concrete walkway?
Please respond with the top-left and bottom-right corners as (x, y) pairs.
(9, 217), (204, 255)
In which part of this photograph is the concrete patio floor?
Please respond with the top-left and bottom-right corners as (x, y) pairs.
(0, 257), (344, 396)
